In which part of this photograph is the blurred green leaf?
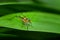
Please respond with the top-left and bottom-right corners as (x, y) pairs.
(0, 0), (60, 40)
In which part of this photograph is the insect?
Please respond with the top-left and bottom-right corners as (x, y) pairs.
(17, 16), (32, 27)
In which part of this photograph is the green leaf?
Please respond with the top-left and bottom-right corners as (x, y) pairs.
(0, 0), (60, 40)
